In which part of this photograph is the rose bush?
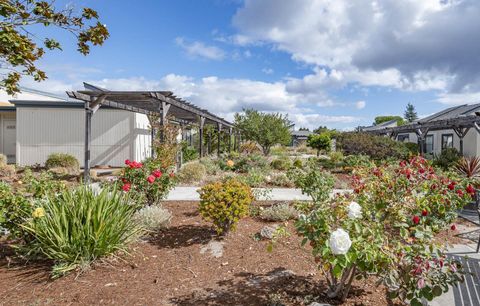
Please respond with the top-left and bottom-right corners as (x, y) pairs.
(295, 156), (471, 305)
(118, 159), (176, 205)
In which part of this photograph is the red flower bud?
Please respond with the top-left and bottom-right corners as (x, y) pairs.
(466, 184), (476, 195)
(421, 209), (428, 217)
(122, 183), (131, 192)
(412, 215), (420, 225)
(147, 175), (155, 184)
(450, 224), (456, 231)
(153, 170), (162, 178)
(125, 159), (131, 165)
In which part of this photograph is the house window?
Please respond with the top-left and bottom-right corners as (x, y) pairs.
(441, 134), (453, 150)
(397, 134), (409, 142)
(425, 135), (434, 154)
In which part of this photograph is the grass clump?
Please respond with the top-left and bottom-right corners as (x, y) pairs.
(134, 205), (172, 231)
(259, 203), (299, 221)
(22, 186), (143, 277)
(178, 162), (206, 184)
(45, 153), (79, 170)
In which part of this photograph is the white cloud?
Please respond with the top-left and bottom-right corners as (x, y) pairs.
(175, 37), (226, 61)
(355, 100), (366, 109)
(262, 68), (274, 75)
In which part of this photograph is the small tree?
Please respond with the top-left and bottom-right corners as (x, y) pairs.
(307, 133), (331, 156)
(234, 109), (291, 156)
(0, 1), (109, 94)
(404, 103), (418, 123)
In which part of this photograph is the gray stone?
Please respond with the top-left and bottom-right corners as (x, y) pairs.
(308, 303), (332, 306)
(200, 240), (224, 258)
(260, 225), (278, 240)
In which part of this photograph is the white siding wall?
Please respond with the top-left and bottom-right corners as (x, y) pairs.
(134, 113), (152, 161)
(16, 107), (150, 167)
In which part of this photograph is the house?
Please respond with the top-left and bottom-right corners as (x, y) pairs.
(361, 103), (480, 157)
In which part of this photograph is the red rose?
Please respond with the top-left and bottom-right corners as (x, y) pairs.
(122, 183), (131, 192)
(450, 224), (456, 231)
(399, 161), (406, 167)
(466, 184), (476, 195)
(456, 189), (464, 197)
(153, 170), (162, 178)
(137, 163), (143, 168)
(421, 209), (428, 217)
(447, 182), (455, 190)
(125, 159), (131, 165)
(169, 172), (175, 178)
(419, 168), (425, 174)
(147, 175), (155, 184)
(412, 215), (420, 225)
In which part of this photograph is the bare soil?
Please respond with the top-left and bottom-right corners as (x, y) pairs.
(0, 201), (397, 306)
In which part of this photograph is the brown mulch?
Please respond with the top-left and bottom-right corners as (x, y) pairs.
(0, 201), (397, 306)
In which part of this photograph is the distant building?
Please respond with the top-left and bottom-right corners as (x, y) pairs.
(289, 125), (313, 147)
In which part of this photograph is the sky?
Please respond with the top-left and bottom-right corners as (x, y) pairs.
(3, 0), (480, 130)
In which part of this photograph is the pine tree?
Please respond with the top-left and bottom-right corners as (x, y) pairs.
(404, 103), (418, 122)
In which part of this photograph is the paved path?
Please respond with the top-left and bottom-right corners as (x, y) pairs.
(165, 186), (351, 201)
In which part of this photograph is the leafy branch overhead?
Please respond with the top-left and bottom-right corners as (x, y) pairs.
(0, 0), (109, 94)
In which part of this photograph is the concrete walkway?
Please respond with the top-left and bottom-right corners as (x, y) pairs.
(165, 186), (351, 201)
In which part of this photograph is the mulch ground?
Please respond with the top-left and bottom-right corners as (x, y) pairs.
(0, 201), (415, 306)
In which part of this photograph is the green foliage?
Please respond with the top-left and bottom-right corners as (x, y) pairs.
(295, 156), (470, 302)
(233, 153), (270, 173)
(198, 179), (253, 235)
(293, 159), (303, 168)
(433, 148), (461, 170)
(307, 133), (331, 156)
(45, 153), (79, 170)
(328, 151), (344, 164)
(21, 186), (143, 277)
(456, 156), (480, 179)
(0, 182), (31, 237)
(259, 203), (299, 221)
(268, 173), (294, 188)
(270, 156), (292, 171)
(343, 155), (373, 168)
(404, 142), (420, 154)
(288, 161), (335, 203)
(234, 109), (292, 155)
(237, 168), (266, 187)
(133, 205), (171, 231)
(200, 157), (222, 175)
(374, 115), (405, 126)
(177, 162), (206, 184)
(119, 159), (176, 205)
(404, 103), (418, 123)
(23, 169), (67, 199)
(0, 1), (109, 94)
(181, 142), (198, 163)
(0, 153), (6, 166)
(337, 132), (411, 160)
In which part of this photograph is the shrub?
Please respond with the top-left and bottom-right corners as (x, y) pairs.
(0, 153), (6, 166)
(328, 151), (344, 163)
(288, 161), (335, 203)
(434, 148), (461, 170)
(337, 132), (410, 160)
(307, 133), (331, 156)
(259, 203), (299, 221)
(293, 159), (303, 168)
(234, 153), (269, 173)
(198, 179), (253, 235)
(456, 156), (480, 180)
(0, 182), (32, 238)
(295, 156), (470, 303)
(45, 153), (79, 170)
(343, 154), (372, 168)
(23, 169), (67, 199)
(270, 157), (292, 171)
(240, 141), (261, 154)
(237, 168), (265, 187)
(22, 186), (143, 277)
(200, 157), (221, 175)
(118, 159), (176, 205)
(0, 164), (15, 177)
(181, 142), (199, 163)
(267, 173), (294, 188)
(133, 205), (172, 231)
(178, 162), (206, 184)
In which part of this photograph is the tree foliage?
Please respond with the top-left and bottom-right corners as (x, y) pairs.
(374, 115), (405, 126)
(404, 103), (418, 123)
(234, 109), (291, 155)
(307, 133), (331, 156)
(0, 0), (109, 94)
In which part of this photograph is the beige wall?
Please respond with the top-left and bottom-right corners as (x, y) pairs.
(16, 107), (151, 167)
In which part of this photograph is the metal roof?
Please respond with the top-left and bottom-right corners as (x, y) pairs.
(418, 103), (480, 123)
(67, 83), (233, 128)
(361, 119), (399, 132)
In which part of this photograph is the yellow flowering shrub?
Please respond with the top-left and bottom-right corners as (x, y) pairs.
(198, 178), (253, 235)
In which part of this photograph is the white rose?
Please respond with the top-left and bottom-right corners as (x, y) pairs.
(347, 201), (362, 219)
(329, 228), (352, 255)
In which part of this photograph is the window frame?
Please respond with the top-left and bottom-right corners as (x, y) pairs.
(425, 134), (434, 154)
(441, 133), (454, 150)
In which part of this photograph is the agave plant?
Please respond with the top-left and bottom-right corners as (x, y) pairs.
(456, 156), (480, 179)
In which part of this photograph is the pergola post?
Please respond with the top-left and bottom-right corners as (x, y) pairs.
(84, 102), (92, 183)
(199, 116), (205, 158)
(453, 127), (471, 156)
(217, 123), (222, 156)
(228, 128), (232, 152)
(160, 101), (171, 144)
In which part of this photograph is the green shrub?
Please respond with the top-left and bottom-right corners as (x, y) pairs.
(288, 161), (335, 203)
(200, 157), (221, 175)
(133, 205), (171, 231)
(293, 159), (303, 168)
(259, 203), (299, 221)
(0, 182), (32, 238)
(237, 168), (265, 187)
(343, 154), (372, 168)
(433, 148), (461, 170)
(181, 142), (198, 163)
(328, 151), (344, 163)
(337, 132), (410, 160)
(23, 169), (68, 199)
(234, 153), (269, 173)
(268, 173), (294, 187)
(178, 162), (206, 184)
(404, 142), (419, 154)
(0, 164), (15, 177)
(22, 186), (143, 277)
(0, 154), (6, 166)
(270, 157), (292, 171)
(198, 179), (253, 235)
(307, 133), (331, 156)
(45, 153), (79, 170)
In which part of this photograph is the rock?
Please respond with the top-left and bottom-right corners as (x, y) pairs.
(200, 240), (224, 258)
(309, 303), (332, 306)
(260, 225), (278, 240)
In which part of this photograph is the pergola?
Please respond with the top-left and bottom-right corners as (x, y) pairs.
(363, 114), (480, 155)
(67, 83), (236, 182)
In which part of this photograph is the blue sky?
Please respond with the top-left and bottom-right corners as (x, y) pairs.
(7, 0), (480, 130)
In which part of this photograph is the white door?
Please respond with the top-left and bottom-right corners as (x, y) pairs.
(2, 119), (16, 163)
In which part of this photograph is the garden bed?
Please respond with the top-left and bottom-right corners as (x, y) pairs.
(0, 201), (398, 306)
